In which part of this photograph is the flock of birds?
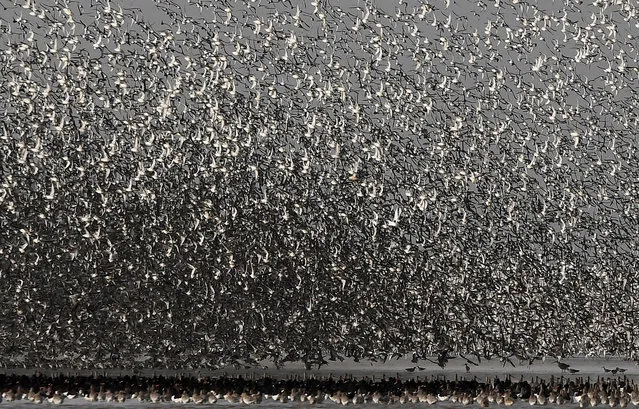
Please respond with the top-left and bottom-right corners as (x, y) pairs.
(2, 371), (639, 407)
(1, 0), (639, 369)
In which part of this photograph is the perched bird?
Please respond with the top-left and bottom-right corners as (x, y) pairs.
(48, 392), (64, 405)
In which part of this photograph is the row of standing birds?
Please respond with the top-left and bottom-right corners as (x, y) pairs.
(3, 375), (639, 406)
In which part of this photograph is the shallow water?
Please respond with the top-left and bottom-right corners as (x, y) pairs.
(1, 356), (637, 381)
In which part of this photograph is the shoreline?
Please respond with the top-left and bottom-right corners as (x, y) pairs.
(0, 356), (636, 380)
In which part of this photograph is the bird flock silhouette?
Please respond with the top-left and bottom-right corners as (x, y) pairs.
(0, 0), (639, 370)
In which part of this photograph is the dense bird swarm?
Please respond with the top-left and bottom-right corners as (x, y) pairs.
(1, 0), (639, 369)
